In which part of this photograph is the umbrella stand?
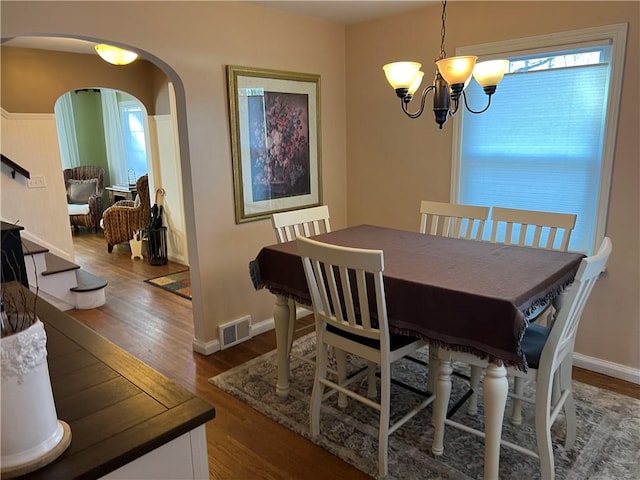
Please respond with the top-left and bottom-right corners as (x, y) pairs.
(147, 188), (167, 265)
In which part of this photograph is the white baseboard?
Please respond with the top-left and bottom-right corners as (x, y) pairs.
(573, 352), (640, 385)
(251, 317), (274, 337)
(251, 306), (312, 336)
(192, 306), (313, 356)
(192, 338), (219, 356)
(194, 312), (639, 387)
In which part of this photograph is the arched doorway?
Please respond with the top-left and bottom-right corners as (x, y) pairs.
(1, 35), (200, 346)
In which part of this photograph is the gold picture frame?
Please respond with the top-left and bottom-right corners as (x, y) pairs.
(227, 65), (322, 223)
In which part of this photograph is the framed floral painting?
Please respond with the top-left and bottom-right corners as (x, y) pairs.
(227, 65), (322, 223)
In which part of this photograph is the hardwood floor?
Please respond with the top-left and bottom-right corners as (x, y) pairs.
(67, 230), (369, 480)
(66, 230), (639, 479)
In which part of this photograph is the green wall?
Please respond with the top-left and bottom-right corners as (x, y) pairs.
(70, 90), (111, 187)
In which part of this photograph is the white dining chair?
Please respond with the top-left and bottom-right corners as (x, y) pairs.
(432, 237), (611, 480)
(483, 206), (578, 420)
(489, 206), (577, 251)
(270, 205), (349, 403)
(272, 205), (331, 243)
(297, 236), (434, 479)
(271, 205), (332, 365)
(419, 200), (490, 241)
(418, 201), (490, 395)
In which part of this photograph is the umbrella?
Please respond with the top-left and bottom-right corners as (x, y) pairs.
(150, 188), (165, 229)
(148, 188), (166, 264)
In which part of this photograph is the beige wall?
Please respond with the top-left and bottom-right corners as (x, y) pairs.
(346, 2), (639, 374)
(2, 1), (637, 377)
(1, 109), (74, 258)
(1, 1), (348, 352)
(0, 47), (162, 114)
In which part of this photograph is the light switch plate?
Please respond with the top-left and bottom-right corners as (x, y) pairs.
(27, 175), (46, 188)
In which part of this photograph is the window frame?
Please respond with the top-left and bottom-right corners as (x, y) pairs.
(450, 23), (628, 253)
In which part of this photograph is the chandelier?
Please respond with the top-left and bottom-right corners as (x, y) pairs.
(383, 0), (508, 129)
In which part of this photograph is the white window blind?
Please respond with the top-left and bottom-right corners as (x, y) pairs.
(458, 61), (609, 253)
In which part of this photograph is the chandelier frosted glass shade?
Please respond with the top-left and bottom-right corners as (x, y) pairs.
(472, 59), (510, 87)
(383, 62), (422, 90)
(407, 71), (425, 95)
(95, 44), (138, 65)
(435, 56), (477, 85)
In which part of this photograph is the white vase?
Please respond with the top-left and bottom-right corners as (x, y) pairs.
(1, 319), (71, 478)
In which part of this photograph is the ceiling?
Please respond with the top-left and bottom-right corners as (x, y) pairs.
(249, 1), (434, 24)
(2, 1), (434, 54)
(2, 36), (98, 54)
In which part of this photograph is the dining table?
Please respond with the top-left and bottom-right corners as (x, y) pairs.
(249, 224), (584, 478)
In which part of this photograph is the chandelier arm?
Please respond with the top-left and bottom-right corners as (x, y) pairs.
(402, 85), (436, 119)
(461, 91), (493, 114)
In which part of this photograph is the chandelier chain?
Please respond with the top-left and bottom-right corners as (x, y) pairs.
(439, 0), (447, 60)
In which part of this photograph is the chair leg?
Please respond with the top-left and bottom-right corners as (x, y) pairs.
(559, 361), (576, 449)
(534, 377), (555, 480)
(551, 370), (561, 408)
(107, 243), (114, 253)
(468, 365), (482, 415)
(367, 361), (377, 398)
(286, 298), (297, 352)
(310, 340), (328, 437)
(511, 377), (525, 425)
(335, 348), (348, 408)
(378, 360), (391, 479)
(427, 343), (439, 393)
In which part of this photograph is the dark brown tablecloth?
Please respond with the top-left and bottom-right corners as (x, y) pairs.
(250, 225), (584, 370)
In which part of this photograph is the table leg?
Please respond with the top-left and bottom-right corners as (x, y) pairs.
(274, 294), (292, 399)
(483, 361), (508, 480)
(431, 349), (453, 456)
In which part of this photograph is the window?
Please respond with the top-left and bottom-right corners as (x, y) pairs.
(119, 100), (149, 182)
(452, 24), (627, 253)
(101, 90), (150, 186)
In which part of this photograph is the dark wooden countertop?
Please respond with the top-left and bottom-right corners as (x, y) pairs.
(10, 284), (216, 479)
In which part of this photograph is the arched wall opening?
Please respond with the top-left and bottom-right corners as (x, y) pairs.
(0, 33), (204, 348)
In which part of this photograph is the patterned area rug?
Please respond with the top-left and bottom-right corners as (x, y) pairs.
(209, 333), (640, 479)
(145, 269), (191, 299)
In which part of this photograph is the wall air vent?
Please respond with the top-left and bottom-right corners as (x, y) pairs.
(218, 315), (252, 350)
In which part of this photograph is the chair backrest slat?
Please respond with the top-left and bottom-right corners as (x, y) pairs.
(272, 205), (331, 244)
(298, 236), (385, 342)
(419, 200), (489, 241)
(490, 207), (576, 251)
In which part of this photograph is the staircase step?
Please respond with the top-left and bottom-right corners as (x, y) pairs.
(71, 269), (108, 293)
(21, 237), (49, 256)
(17, 233), (107, 310)
(42, 252), (80, 276)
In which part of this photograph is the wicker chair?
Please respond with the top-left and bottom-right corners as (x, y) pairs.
(102, 175), (151, 253)
(64, 166), (105, 233)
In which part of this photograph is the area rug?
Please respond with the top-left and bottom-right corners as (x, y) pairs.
(209, 333), (640, 479)
(145, 269), (191, 299)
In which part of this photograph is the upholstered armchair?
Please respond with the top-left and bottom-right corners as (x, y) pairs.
(102, 174), (151, 252)
(64, 166), (105, 233)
